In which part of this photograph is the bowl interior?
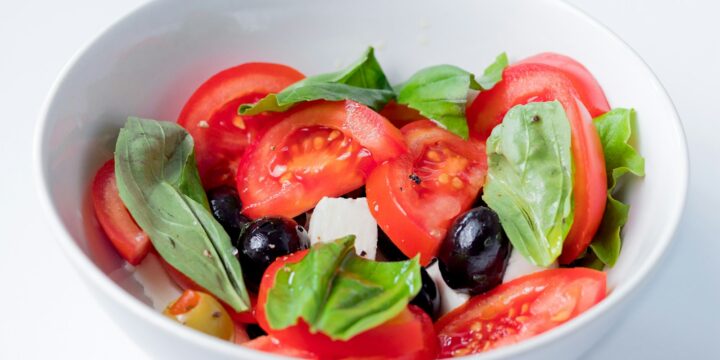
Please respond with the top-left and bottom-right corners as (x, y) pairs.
(36, 0), (687, 357)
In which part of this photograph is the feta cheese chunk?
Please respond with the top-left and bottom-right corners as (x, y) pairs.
(426, 261), (470, 315)
(502, 249), (558, 282)
(308, 197), (378, 259)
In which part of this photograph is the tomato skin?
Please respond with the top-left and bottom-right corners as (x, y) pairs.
(178, 63), (304, 188)
(256, 251), (437, 360)
(379, 100), (427, 128)
(243, 336), (318, 359)
(518, 53), (610, 117)
(467, 63), (607, 264)
(435, 268), (606, 357)
(91, 159), (150, 265)
(238, 100), (407, 219)
(366, 120), (487, 265)
(159, 256), (258, 324)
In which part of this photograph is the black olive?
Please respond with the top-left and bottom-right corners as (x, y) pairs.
(207, 186), (250, 241)
(377, 227), (408, 261)
(234, 217), (310, 293)
(245, 324), (267, 340)
(410, 266), (441, 320)
(342, 187), (366, 199)
(437, 206), (511, 295)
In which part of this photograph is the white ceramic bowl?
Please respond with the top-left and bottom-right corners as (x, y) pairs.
(34, 0), (688, 359)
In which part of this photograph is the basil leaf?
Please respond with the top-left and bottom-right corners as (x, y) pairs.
(396, 53), (508, 139)
(476, 52), (509, 90)
(239, 47), (394, 115)
(114, 117), (250, 311)
(265, 236), (421, 341)
(589, 108), (645, 266)
(482, 101), (574, 267)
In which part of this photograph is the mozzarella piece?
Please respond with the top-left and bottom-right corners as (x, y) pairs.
(130, 253), (182, 311)
(502, 249), (558, 282)
(426, 261), (470, 315)
(308, 197), (378, 259)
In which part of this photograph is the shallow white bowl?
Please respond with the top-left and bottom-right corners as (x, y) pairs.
(34, 0), (688, 358)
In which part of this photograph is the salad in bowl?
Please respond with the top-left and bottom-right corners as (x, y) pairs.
(89, 47), (644, 359)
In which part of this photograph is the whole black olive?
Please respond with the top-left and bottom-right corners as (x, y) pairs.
(410, 265), (441, 320)
(235, 217), (310, 293)
(207, 186), (250, 241)
(437, 206), (511, 295)
(377, 228), (408, 261)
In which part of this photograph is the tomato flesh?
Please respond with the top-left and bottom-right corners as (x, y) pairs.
(178, 63), (304, 188)
(366, 120), (487, 265)
(435, 268), (606, 357)
(238, 100), (407, 219)
(518, 52), (610, 117)
(467, 63), (607, 264)
(379, 100), (427, 128)
(243, 336), (318, 359)
(255, 250), (437, 359)
(91, 159), (151, 265)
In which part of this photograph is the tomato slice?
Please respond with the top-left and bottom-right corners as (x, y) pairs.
(435, 268), (606, 357)
(158, 256), (258, 324)
(467, 62), (607, 264)
(366, 120), (487, 265)
(243, 336), (318, 359)
(237, 100), (407, 219)
(255, 250), (438, 359)
(517, 53), (610, 117)
(91, 159), (151, 265)
(178, 63), (304, 188)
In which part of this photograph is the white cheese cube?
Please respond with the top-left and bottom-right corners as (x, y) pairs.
(308, 197), (378, 259)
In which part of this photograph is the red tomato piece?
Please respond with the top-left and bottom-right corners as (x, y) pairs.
(255, 251), (438, 360)
(243, 336), (318, 359)
(366, 120), (487, 265)
(467, 62), (607, 264)
(158, 256), (258, 324)
(237, 100), (407, 219)
(91, 159), (151, 265)
(379, 100), (427, 128)
(178, 63), (304, 188)
(435, 268), (606, 357)
(517, 52), (610, 117)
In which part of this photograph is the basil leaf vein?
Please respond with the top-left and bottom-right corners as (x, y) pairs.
(482, 101), (574, 267)
(265, 236), (421, 341)
(114, 117), (250, 311)
(589, 108), (645, 266)
(239, 47), (394, 115)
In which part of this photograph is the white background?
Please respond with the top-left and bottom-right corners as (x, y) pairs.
(1, 0), (717, 359)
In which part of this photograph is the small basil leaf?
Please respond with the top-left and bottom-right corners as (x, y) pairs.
(476, 52), (509, 90)
(588, 108), (645, 267)
(265, 236), (421, 341)
(396, 53), (508, 139)
(114, 117), (250, 311)
(239, 47), (394, 115)
(482, 101), (574, 267)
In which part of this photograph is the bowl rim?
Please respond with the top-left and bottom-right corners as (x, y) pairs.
(33, 0), (689, 358)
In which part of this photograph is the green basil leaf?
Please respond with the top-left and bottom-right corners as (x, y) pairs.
(396, 53), (508, 139)
(476, 52), (509, 90)
(588, 108), (645, 267)
(239, 47), (394, 115)
(265, 236), (421, 341)
(114, 117), (250, 311)
(482, 101), (574, 267)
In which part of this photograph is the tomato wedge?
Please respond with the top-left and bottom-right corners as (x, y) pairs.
(255, 250), (438, 359)
(178, 63), (304, 188)
(243, 336), (318, 359)
(379, 100), (427, 128)
(518, 53), (610, 117)
(435, 268), (606, 357)
(237, 100), (407, 219)
(467, 62), (607, 264)
(366, 120), (487, 265)
(91, 159), (150, 265)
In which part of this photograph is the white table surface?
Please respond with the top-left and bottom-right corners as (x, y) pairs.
(1, 0), (717, 358)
